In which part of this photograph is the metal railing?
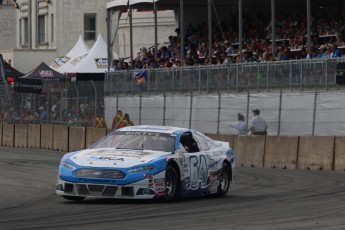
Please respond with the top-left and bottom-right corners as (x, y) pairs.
(105, 58), (341, 96)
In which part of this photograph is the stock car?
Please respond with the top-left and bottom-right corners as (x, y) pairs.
(56, 125), (236, 201)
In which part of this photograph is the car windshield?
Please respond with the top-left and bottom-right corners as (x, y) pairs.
(91, 131), (175, 152)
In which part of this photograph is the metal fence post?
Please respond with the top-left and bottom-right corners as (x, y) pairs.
(278, 87), (283, 136)
(312, 88), (318, 136)
(72, 82), (79, 126)
(217, 92), (221, 134)
(163, 93), (166, 126)
(189, 93), (193, 129)
(91, 80), (97, 118)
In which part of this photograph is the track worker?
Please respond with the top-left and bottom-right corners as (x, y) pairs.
(94, 113), (107, 128)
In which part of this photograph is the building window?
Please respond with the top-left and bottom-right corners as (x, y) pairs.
(21, 18), (29, 46)
(38, 15), (46, 44)
(84, 14), (96, 40)
(51, 14), (54, 43)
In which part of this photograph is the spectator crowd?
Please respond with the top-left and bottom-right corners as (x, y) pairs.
(111, 5), (345, 71)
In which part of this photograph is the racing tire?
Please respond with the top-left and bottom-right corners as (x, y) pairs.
(218, 162), (231, 197)
(62, 195), (85, 201)
(165, 165), (179, 201)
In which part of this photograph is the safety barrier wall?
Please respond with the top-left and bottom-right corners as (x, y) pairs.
(14, 124), (28, 148)
(28, 124), (40, 149)
(86, 127), (107, 148)
(53, 125), (68, 152)
(41, 125), (54, 150)
(2, 124), (14, 147)
(69, 127), (86, 152)
(0, 123), (2, 146)
(0, 124), (345, 171)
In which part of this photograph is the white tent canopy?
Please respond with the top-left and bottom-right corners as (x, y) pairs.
(68, 34), (118, 73)
(106, 0), (158, 10)
(50, 35), (90, 73)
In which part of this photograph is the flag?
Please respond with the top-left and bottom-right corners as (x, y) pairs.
(134, 70), (148, 91)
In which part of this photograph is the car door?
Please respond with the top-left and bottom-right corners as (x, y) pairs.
(179, 132), (208, 191)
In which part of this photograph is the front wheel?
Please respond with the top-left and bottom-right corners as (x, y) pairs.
(165, 166), (179, 201)
(218, 162), (231, 196)
(62, 195), (85, 201)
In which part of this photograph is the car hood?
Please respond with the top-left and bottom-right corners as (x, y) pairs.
(69, 148), (170, 168)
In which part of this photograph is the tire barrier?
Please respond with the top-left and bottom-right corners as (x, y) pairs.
(1, 124), (345, 171)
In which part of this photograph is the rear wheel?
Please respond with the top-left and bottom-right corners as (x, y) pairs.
(62, 195), (85, 201)
(218, 162), (231, 196)
(165, 165), (179, 201)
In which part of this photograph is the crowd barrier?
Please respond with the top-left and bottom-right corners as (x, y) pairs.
(0, 124), (344, 171)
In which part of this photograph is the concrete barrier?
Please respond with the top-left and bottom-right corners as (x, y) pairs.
(53, 125), (68, 152)
(233, 136), (265, 168)
(298, 136), (335, 170)
(69, 126), (86, 152)
(28, 124), (41, 149)
(14, 124), (28, 148)
(86, 127), (106, 148)
(264, 136), (298, 169)
(2, 124), (14, 147)
(334, 137), (345, 171)
(0, 123), (2, 146)
(41, 125), (54, 150)
(206, 134), (234, 148)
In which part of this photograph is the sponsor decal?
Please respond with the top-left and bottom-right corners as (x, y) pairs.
(92, 171), (103, 176)
(51, 56), (71, 68)
(70, 54), (87, 65)
(95, 58), (108, 68)
(125, 131), (160, 137)
(155, 187), (165, 193)
(39, 70), (54, 78)
(78, 178), (116, 183)
(154, 178), (165, 183)
(88, 156), (124, 162)
(13, 78), (43, 94)
(157, 192), (166, 196)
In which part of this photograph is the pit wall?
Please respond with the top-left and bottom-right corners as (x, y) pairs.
(1, 124), (344, 171)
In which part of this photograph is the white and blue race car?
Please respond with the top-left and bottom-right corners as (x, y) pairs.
(56, 125), (235, 201)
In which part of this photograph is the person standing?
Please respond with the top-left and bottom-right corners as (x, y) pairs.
(248, 109), (267, 135)
(124, 113), (134, 126)
(94, 113), (107, 129)
(111, 110), (125, 129)
(230, 113), (247, 135)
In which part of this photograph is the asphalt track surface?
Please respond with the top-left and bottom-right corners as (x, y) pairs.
(0, 147), (344, 230)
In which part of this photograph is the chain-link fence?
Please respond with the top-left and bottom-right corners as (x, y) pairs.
(0, 80), (105, 127)
(1, 58), (345, 133)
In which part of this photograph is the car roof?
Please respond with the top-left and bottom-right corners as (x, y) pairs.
(118, 125), (190, 135)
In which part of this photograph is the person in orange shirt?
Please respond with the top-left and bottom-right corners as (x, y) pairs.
(111, 110), (125, 129)
(94, 113), (107, 128)
(124, 113), (134, 126)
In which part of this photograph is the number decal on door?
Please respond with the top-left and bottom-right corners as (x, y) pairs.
(189, 155), (208, 190)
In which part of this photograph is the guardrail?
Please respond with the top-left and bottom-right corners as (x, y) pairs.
(1, 123), (344, 171)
